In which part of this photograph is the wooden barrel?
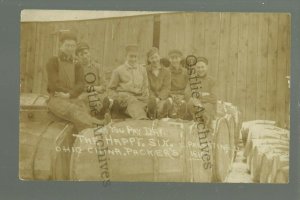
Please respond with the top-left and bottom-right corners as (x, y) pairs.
(19, 93), (76, 180)
(259, 144), (288, 183)
(222, 102), (241, 146)
(267, 154), (289, 183)
(241, 120), (276, 146)
(70, 119), (215, 182)
(274, 166), (289, 183)
(225, 114), (236, 161)
(242, 122), (289, 183)
(250, 140), (288, 182)
(250, 145), (265, 182)
(259, 151), (286, 183)
(244, 124), (288, 158)
(212, 117), (233, 182)
(234, 111), (242, 147)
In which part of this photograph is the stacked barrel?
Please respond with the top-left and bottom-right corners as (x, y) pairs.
(70, 119), (214, 182)
(19, 93), (240, 182)
(70, 101), (240, 182)
(241, 120), (289, 183)
(212, 101), (241, 182)
(19, 94), (76, 180)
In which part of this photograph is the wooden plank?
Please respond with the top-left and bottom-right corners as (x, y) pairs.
(125, 16), (135, 54)
(51, 22), (62, 57)
(173, 13), (186, 55)
(159, 14), (170, 57)
(245, 14), (259, 121)
(236, 13), (249, 121)
(227, 13), (239, 105)
(25, 23), (37, 93)
(153, 15), (160, 49)
(33, 23), (45, 94)
(218, 13), (231, 102)
(256, 14), (269, 120)
(40, 23), (54, 94)
(32, 23), (40, 93)
(176, 12), (187, 55)
(127, 17), (138, 45)
(102, 19), (115, 79)
(266, 14), (279, 121)
(276, 14), (290, 128)
(88, 20), (107, 75)
(285, 14), (291, 129)
(159, 13), (185, 57)
(111, 18), (124, 69)
(137, 16), (154, 65)
(204, 13), (221, 87)
(22, 23), (31, 93)
(169, 12), (179, 56)
(51, 23), (59, 57)
(101, 20), (112, 80)
(31, 23), (41, 93)
(183, 13), (195, 56)
(20, 24), (29, 93)
(193, 13), (206, 57)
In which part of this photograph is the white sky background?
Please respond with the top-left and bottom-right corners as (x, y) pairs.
(21, 10), (171, 22)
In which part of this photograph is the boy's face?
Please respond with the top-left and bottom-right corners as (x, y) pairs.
(169, 54), (181, 68)
(148, 53), (161, 67)
(195, 61), (208, 77)
(60, 39), (77, 56)
(77, 49), (91, 65)
(126, 52), (138, 66)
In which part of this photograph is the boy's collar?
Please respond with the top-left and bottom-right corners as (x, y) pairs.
(170, 65), (182, 73)
(125, 61), (137, 69)
(59, 51), (74, 62)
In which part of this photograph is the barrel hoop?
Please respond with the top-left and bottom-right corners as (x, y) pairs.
(32, 121), (55, 179)
(213, 117), (231, 182)
(51, 122), (72, 180)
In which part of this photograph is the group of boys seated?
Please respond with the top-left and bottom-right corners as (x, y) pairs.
(46, 31), (217, 131)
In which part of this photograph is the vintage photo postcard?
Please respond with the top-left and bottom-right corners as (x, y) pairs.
(19, 10), (290, 183)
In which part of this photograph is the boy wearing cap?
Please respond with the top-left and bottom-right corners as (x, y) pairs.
(168, 49), (189, 119)
(75, 42), (110, 118)
(46, 31), (107, 131)
(108, 44), (149, 120)
(185, 57), (217, 126)
(146, 47), (172, 119)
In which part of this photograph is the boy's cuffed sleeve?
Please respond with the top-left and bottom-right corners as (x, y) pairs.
(107, 69), (120, 99)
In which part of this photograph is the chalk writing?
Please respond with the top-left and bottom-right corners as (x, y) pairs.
(108, 125), (166, 137)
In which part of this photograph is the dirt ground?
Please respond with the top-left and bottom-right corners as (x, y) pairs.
(225, 141), (253, 183)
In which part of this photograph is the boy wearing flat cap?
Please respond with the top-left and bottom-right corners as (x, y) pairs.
(146, 47), (172, 119)
(75, 42), (110, 119)
(46, 31), (107, 131)
(185, 57), (217, 127)
(108, 44), (149, 120)
(168, 49), (189, 119)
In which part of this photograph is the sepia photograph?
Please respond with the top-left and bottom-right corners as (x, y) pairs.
(19, 10), (290, 183)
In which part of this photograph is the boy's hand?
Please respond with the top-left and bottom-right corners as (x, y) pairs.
(156, 97), (160, 103)
(192, 97), (202, 107)
(95, 86), (106, 93)
(54, 92), (70, 99)
(201, 92), (210, 97)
